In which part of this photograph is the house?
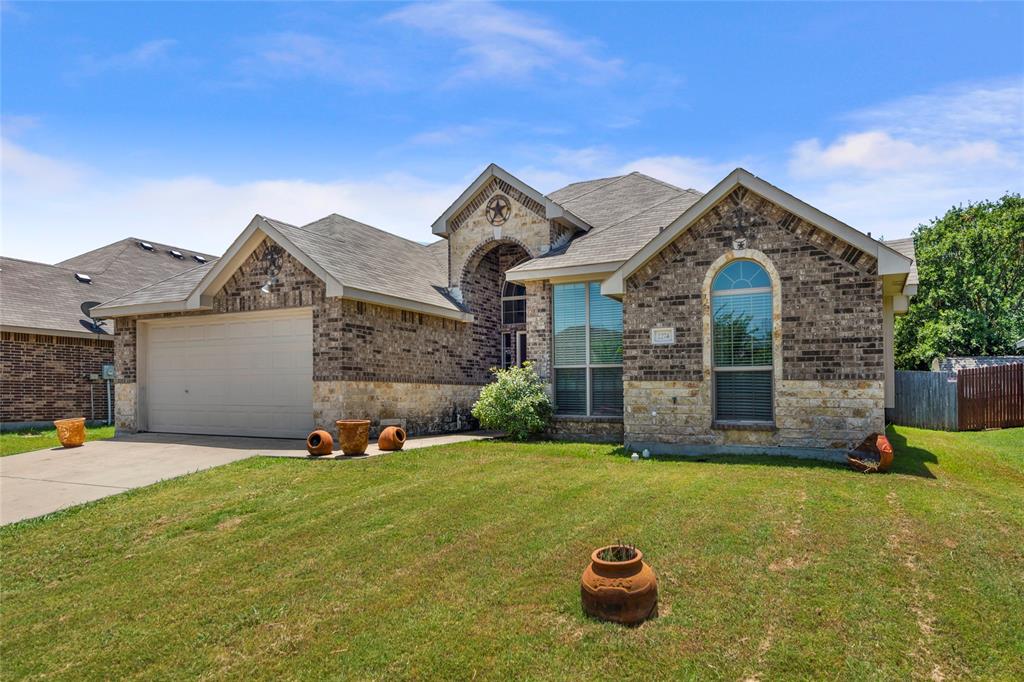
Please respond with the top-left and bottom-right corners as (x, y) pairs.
(0, 239), (215, 428)
(932, 356), (1024, 372)
(91, 165), (916, 456)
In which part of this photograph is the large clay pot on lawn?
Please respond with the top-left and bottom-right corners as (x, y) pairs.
(378, 426), (407, 451)
(336, 419), (370, 456)
(581, 546), (658, 625)
(847, 433), (894, 473)
(306, 429), (334, 456)
(53, 417), (86, 448)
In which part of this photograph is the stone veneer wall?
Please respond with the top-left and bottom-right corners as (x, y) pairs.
(113, 237), (486, 435)
(622, 186), (885, 452)
(1, 331), (114, 426)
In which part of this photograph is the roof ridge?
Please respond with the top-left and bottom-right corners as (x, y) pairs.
(0, 255), (73, 269)
(89, 240), (132, 277)
(298, 213), (434, 251)
(557, 174), (630, 204)
(625, 171), (692, 193)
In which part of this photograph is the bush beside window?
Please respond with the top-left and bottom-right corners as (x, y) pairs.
(472, 361), (553, 440)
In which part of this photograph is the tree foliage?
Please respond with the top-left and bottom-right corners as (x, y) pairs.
(471, 361), (553, 440)
(895, 194), (1024, 370)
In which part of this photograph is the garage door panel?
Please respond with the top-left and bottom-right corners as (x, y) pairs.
(146, 311), (313, 438)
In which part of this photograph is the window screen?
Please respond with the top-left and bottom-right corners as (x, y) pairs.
(553, 283), (586, 366)
(555, 368), (587, 415)
(553, 282), (623, 416)
(711, 261), (773, 422)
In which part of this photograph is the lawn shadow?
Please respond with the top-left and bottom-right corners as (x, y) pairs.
(609, 439), (938, 479)
(885, 427), (938, 479)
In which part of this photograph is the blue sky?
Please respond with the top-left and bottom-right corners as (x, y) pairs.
(3, 1), (1022, 262)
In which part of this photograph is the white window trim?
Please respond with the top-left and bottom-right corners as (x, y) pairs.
(710, 264), (774, 424)
(552, 281), (623, 417)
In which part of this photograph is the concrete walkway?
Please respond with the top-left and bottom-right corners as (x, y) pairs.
(1, 431), (496, 524)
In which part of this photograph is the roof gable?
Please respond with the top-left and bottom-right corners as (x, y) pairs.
(431, 163), (591, 237)
(602, 168), (913, 297)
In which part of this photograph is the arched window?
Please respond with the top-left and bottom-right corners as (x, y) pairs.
(711, 260), (773, 423)
(502, 281), (526, 324)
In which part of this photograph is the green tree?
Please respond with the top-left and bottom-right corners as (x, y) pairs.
(895, 194), (1024, 370)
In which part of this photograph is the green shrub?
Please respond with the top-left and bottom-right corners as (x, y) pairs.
(471, 361), (553, 440)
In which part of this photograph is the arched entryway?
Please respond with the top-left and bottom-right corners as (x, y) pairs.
(460, 239), (532, 383)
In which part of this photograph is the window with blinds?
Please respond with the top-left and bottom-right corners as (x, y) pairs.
(552, 282), (623, 416)
(711, 260), (773, 423)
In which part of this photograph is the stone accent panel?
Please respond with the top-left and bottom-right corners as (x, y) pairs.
(313, 380), (480, 436)
(114, 382), (138, 433)
(624, 379), (884, 451)
(448, 182), (550, 290)
(450, 176), (545, 232)
(625, 186), (883, 383)
(1, 331), (114, 425)
(546, 417), (623, 443)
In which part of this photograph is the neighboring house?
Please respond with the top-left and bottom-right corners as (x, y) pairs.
(93, 165), (916, 456)
(932, 356), (1024, 372)
(0, 239), (215, 428)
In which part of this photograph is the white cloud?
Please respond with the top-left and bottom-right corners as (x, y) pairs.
(620, 155), (740, 192)
(384, 1), (621, 85)
(74, 39), (177, 76)
(1, 139), (462, 263)
(787, 78), (1023, 238)
(408, 123), (489, 146)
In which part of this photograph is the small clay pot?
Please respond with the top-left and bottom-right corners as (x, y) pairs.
(848, 433), (894, 473)
(336, 419), (370, 456)
(53, 417), (86, 448)
(306, 429), (334, 456)
(378, 426), (407, 451)
(581, 546), (658, 625)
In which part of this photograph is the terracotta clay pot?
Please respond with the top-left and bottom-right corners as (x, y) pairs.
(378, 426), (407, 451)
(53, 417), (86, 448)
(306, 429), (334, 456)
(847, 433), (894, 473)
(581, 546), (658, 625)
(336, 419), (370, 456)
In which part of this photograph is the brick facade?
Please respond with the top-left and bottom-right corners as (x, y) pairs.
(621, 186), (885, 452)
(1, 331), (114, 425)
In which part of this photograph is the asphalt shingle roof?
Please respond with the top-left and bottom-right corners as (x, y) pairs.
(1, 238), (216, 336)
(510, 173), (703, 273)
(882, 237), (918, 286)
(96, 215), (462, 314)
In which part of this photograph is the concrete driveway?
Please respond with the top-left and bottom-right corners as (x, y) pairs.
(0, 433), (306, 525)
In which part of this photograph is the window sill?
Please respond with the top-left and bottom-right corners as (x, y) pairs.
(712, 421), (777, 432)
(553, 415), (624, 423)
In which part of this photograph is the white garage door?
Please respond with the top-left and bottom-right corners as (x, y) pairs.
(145, 310), (313, 438)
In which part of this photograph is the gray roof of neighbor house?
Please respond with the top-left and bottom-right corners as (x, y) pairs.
(882, 237), (918, 286)
(933, 356), (1024, 372)
(509, 172), (703, 273)
(0, 239), (215, 337)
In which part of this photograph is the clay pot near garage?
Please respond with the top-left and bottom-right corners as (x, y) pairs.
(581, 545), (658, 626)
(377, 426), (407, 451)
(306, 429), (334, 456)
(53, 417), (86, 448)
(336, 419), (370, 456)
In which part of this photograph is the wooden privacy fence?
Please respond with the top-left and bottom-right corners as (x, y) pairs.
(893, 370), (958, 431)
(957, 363), (1024, 431)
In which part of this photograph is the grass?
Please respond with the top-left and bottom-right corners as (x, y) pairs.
(0, 424), (116, 457)
(2, 426), (1022, 680)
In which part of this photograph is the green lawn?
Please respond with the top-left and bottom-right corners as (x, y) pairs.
(2, 427), (1022, 680)
(0, 424), (116, 457)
